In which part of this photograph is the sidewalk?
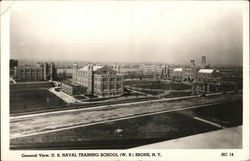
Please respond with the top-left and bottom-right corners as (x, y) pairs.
(48, 88), (80, 104)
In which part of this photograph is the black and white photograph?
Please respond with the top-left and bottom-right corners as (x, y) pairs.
(1, 1), (249, 161)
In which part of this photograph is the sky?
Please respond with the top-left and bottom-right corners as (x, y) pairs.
(10, 1), (244, 66)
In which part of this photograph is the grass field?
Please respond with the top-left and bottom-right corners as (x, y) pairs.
(138, 89), (164, 95)
(191, 101), (242, 127)
(134, 83), (191, 90)
(125, 80), (191, 90)
(10, 101), (242, 149)
(132, 88), (192, 97)
(10, 88), (67, 114)
(164, 91), (193, 98)
(124, 80), (162, 85)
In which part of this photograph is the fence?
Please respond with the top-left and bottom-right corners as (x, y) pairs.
(10, 132), (164, 146)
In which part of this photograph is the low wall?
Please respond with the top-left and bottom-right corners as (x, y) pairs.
(129, 86), (164, 92)
(10, 81), (53, 90)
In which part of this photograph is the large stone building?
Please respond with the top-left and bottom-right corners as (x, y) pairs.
(219, 68), (242, 90)
(171, 68), (183, 81)
(193, 69), (221, 93)
(170, 56), (212, 82)
(72, 63), (124, 98)
(14, 62), (57, 81)
(196, 69), (220, 84)
(143, 64), (167, 79)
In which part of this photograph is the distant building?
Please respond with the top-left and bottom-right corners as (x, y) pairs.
(219, 68), (242, 89)
(183, 57), (212, 83)
(190, 59), (195, 67)
(196, 69), (220, 84)
(121, 68), (143, 80)
(72, 63), (124, 98)
(166, 66), (175, 78)
(200, 56), (211, 69)
(15, 66), (45, 81)
(118, 64), (143, 80)
(192, 69), (221, 93)
(219, 68), (242, 81)
(112, 63), (121, 73)
(183, 67), (194, 82)
(57, 68), (73, 80)
(10, 59), (18, 76)
(201, 56), (207, 68)
(14, 62), (57, 81)
(182, 59), (197, 82)
(143, 64), (167, 79)
(171, 68), (183, 81)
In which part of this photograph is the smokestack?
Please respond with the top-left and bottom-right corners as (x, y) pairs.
(190, 59), (195, 67)
(201, 56), (206, 64)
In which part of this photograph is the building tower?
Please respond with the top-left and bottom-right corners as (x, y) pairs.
(190, 59), (195, 67)
(87, 63), (94, 95)
(162, 65), (167, 79)
(43, 62), (49, 80)
(201, 56), (206, 68)
(113, 63), (120, 73)
(72, 64), (78, 84)
(50, 62), (56, 81)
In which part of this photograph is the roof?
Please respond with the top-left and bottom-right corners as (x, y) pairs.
(93, 65), (103, 71)
(116, 73), (124, 76)
(79, 65), (103, 71)
(198, 69), (214, 74)
(79, 66), (88, 71)
(173, 68), (183, 72)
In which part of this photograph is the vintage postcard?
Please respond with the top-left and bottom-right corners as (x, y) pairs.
(1, 1), (249, 161)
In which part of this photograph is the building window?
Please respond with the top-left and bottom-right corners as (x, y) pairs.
(117, 84), (121, 89)
(111, 84), (115, 89)
(103, 85), (108, 90)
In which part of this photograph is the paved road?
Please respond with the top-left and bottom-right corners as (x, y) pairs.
(10, 93), (242, 139)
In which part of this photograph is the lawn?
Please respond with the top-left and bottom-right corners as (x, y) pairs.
(134, 83), (191, 90)
(191, 101), (242, 127)
(125, 80), (191, 90)
(124, 80), (162, 85)
(164, 91), (193, 98)
(10, 88), (67, 114)
(137, 89), (164, 95)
